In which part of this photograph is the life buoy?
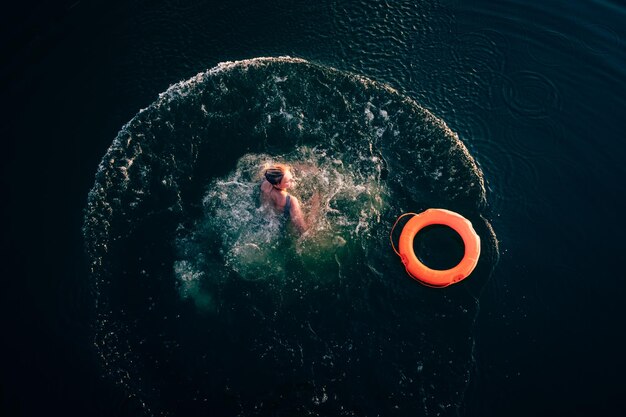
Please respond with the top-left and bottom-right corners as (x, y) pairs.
(391, 209), (481, 288)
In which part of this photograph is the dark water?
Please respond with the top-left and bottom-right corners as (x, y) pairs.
(2, 1), (625, 416)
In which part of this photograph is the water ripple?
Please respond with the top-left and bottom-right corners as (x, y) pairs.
(580, 22), (624, 57)
(502, 70), (561, 120)
(524, 28), (583, 67)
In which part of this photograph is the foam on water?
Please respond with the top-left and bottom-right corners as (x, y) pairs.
(174, 145), (387, 306)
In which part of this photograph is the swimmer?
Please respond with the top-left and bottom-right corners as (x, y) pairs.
(260, 163), (319, 234)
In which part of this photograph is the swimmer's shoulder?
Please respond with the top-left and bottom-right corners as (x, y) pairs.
(260, 179), (272, 192)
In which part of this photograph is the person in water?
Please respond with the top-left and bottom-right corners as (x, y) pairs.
(260, 163), (311, 234)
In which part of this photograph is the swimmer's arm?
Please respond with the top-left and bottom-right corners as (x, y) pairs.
(309, 192), (321, 219)
(290, 196), (307, 234)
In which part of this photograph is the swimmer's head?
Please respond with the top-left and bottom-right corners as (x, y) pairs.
(264, 164), (294, 189)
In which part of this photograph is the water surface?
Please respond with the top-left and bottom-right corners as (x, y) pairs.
(3, 0), (625, 416)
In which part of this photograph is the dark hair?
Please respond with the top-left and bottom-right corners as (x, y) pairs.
(264, 164), (288, 185)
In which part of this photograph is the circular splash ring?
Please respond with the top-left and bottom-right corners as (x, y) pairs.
(392, 209), (481, 287)
(83, 55), (497, 414)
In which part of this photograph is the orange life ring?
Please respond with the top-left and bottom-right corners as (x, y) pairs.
(391, 209), (481, 288)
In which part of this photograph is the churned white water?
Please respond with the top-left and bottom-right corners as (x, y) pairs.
(174, 146), (388, 308)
